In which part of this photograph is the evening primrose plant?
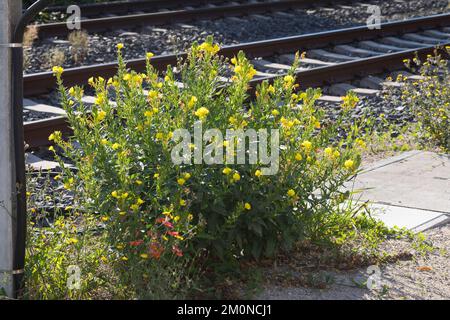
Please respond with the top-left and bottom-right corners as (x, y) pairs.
(50, 37), (376, 272)
(395, 47), (450, 151)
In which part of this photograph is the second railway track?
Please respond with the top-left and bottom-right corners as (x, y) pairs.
(36, 0), (368, 38)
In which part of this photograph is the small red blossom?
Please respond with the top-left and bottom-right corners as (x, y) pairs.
(129, 239), (144, 247)
(149, 242), (164, 259)
(156, 217), (174, 229)
(167, 231), (179, 237)
(172, 245), (183, 257)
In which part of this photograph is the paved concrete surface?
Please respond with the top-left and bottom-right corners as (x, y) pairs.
(349, 151), (450, 231)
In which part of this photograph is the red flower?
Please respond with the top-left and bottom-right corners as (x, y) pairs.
(149, 242), (164, 259)
(167, 231), (179, 237)
(172, 245), (183, 257)
(156, 217), (174, 229)
(129, 239), (144, 247)
(163, 221), (174, 229)
(156, 217), (165, 224)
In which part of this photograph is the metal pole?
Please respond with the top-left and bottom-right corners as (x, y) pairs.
(11, 0), (50, 298)
(0, 0), (21, 299)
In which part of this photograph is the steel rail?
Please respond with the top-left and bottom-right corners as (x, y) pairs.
(36, 0), (357, 38)
(47, 0), (243, 16)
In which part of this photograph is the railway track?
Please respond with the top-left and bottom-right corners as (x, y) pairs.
(35, 0), (359, 38)
(23, 13), (450, 151)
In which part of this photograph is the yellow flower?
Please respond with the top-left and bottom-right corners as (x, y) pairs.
(68, 87), (75, 96)
(271, 109), (280, 116)
(234, 65), (242, 74)
(344, 159), (355, 170)
(183, 173), (191, 180)
(287, 189), (296, 197)
(301, 140), (312, 151)
(284, 75), (294, 85)
(121, 256), (128, 261)
(177, 178), (186, 186)
(174, 216), (181, 222)
(140, 253), (148, 259)
(232, 172), (241, 181)
(135, 180), (143, 185)
(130, 204), (139, 211)
(96, 110), (106, 121)
(198, 42), (220, 54)
(155, 132), (164, 140)
(231, 57), (237, 65)
(146, 52), (154, 59)
(255, 169), (262, 177)
(68, 237), (78, 244)
(154, 173), (160, 179)
(180, 199), (186, 206)
(194, 107), (210, 120)
(112, 143), (120, 150)
(48, 146), (55, 152)
(101, 216), (109, 222)
(244, 203), (251, 210)
(188, 96), (198, 109)
(52, 66), (64, 76)
(117, 43), (124, 50)
(324, 147), (333, 157)
(121, 192), (129, 199)
(187, 214), (193, 221)
(333, 150), (340, 159)
(148, 90), (158, 99)
(136, 198), (144, 205)
(111, 191), (119, 198)
(100, 138), (108, 145)
(295, 153), (302, 161)
(48, 131), (61, 141)
(88, 77), (95, 86)
(222, 167), (232, 175)
(355, 138), (366, 149)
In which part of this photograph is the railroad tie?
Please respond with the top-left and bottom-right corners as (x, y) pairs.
(379, 37), (428, 49)
(358, 41), (404, 53)
(402, 33), (445, 45)
(334, 45), (381, 58)
(23, 99), (66, 116)
(308, 49), (358, 62)
(422, 29), (450, 39)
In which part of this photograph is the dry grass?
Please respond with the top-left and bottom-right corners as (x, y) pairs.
(45, 48), (66, 68)
(23, 25), (39, 47)
(68, 30), (89, 64)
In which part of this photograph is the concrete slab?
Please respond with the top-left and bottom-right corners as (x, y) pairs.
(23, 98), (66, 115)
(367, 203), (449, 232)
(349, 151), (450, 214)
(25, 153), (60, 171)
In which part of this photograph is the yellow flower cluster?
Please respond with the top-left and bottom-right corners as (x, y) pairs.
(198, 42), (220, 55)
(195, 107), (210, 120)
(52, 66), (64, 76)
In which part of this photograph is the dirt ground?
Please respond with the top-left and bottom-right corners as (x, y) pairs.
(256, 224), (449, 300)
